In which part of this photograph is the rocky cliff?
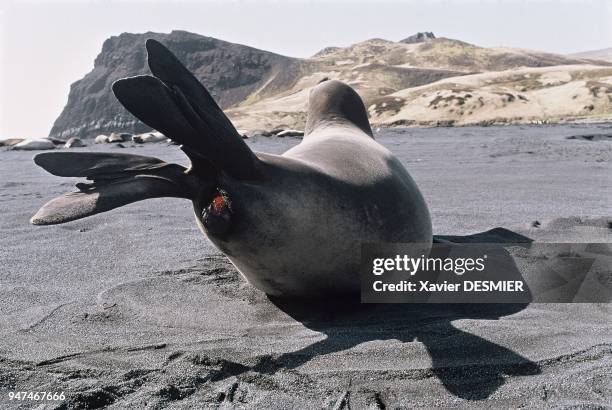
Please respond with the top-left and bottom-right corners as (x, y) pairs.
(49, 31), (310, 139)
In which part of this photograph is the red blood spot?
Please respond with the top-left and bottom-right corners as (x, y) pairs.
(211, 194), (226, 215)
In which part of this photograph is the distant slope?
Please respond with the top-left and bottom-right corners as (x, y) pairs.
(368, 65), (612, 126)
(311, 37), (590, 72)
(569, 47), (612, 63)
(49, 31), (610, 138)
(229, 65), (612, 130)
(229, 38), (608, 130)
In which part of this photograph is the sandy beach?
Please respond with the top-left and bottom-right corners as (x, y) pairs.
(0, 124), (610, 408)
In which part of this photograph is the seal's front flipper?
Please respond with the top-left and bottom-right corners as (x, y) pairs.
(434, 227), (532, 244)
(31, 152), (195, 225)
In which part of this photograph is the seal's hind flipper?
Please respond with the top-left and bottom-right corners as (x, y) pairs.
(146, 39), (223, 120)
(112, 76), (202, 153)
(31, 152), (194, 225)
(34, 152), (171, 178)
(112, 40), (261, 181)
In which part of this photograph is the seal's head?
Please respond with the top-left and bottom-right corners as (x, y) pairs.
(305, 80), (373, 137)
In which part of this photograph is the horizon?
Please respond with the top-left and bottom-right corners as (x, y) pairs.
(1, 0), (611, 138)
(98, 28), (612, 55)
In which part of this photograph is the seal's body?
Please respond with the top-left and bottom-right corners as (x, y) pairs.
(31, 40), (431, 297)
(205, 119), (431, 296)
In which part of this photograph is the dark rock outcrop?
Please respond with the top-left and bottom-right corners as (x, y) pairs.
(49, 30), (309, 139)
(400, 32), (436, 44)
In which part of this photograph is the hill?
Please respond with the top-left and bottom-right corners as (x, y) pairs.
(368, 65), (612, 126)
(569, 47), (612, 63)
(49, 31), (609, 138)
(311, 37), (587, 72)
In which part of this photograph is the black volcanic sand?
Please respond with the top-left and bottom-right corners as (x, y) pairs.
(0, 124), (610, 409)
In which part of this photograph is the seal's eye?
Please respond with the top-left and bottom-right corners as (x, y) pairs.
(202, 190), (232, 235)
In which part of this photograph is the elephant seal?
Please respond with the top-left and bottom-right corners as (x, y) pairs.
(94, 135), (109, 144)
(132, 131), (166, 144)
(65, 137), (85, 148)
(14, 138), (55, 151)
(0, 138), (25, 147)
(31, 39), (432, 297)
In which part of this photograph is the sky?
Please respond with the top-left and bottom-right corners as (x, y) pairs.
(1, 0), (611, 138)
